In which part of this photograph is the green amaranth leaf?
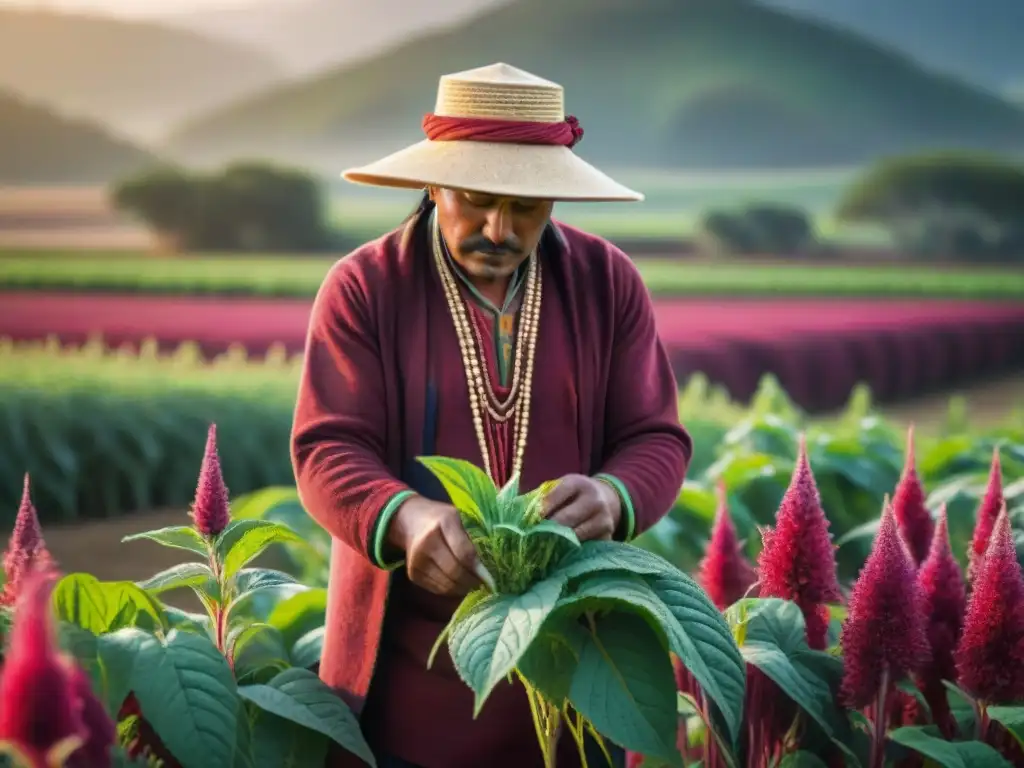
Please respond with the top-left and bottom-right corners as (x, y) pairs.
(448, 573), (566, 715)
(52, 573), (168, 634)
(128, 628), (239, 768)
(552, 542), (746, 745)
(417, 455), (497, 528)
(216, 519), (306, 580)
(888, 726), (1013, 768)
(227, 569), (305, 623)
(238, 667), (376, 767)
(524, 519), (581, 548)
(569, 611), (681, 766)
(247, 710), (329, 768)
(228, 622), (290, 680)
(122, 525), (210, 558)
(727, 598), (840, 738)
(266, 588), (328, 648)
(136, 562), (214, 596)
(517, 610), (588, 704)
(986, 705), (1024, 750)
(95, 628), (150, 715)
(496, 472), (520, 512)
(290, 626), (324, 670)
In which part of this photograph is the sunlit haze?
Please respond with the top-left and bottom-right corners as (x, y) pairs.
(0, 0), (263, 18)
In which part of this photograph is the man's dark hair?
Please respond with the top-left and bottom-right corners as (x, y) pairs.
(404, 189), (433, 224)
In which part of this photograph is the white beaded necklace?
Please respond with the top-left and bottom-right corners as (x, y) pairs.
(430, 210), (541, 483)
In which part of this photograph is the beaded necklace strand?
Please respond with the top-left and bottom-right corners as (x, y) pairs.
(430, 210), (542, 483)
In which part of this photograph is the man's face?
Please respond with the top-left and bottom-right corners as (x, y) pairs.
(430, 186), (554, 284)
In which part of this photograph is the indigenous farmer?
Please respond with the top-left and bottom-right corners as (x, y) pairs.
(290, 62), (692, 768)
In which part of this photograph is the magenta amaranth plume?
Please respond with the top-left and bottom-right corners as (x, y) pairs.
(757, 434), (841, 649)
(697, 481), (758, 610)
(840, 500), (928, 709)
(955, 505), (1024, 704)
(190, 424), (231, 537)
(1, 474), (56, 608)
(911, 505), (965, 737)
(967, 447), (1004, 583)
(0, 566), (114, 768)
(891, 425), (934, 567)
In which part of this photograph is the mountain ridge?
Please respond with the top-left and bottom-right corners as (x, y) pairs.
(164, 0), (1024, 172)
(0, 8), (286, 142)
(0, 88), (158, 184)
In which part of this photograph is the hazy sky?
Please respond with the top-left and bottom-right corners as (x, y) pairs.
(0, 0), (264, 17)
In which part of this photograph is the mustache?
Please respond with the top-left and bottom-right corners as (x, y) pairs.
(459, 235), (522, 255)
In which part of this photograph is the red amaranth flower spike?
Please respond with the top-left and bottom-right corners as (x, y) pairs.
(697, 481), (758, 610)
(190, 423), (231, 537)
(1, 474), (57, 608)
(0, 567), (94, 767)
(757, 434), (841, 649)
(891, 425), (934, 567)
(64, 665), (117, 768)
(911, 505), (966, 737)
(967, 447), (1004, 583)
(840, 499), (929, 709)
(955, 505), (1024, 704)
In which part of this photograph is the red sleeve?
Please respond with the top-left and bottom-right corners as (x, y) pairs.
(289, 256), (411, 562)
(597, 251), (693, 538)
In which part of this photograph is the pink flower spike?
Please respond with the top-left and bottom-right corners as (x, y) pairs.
(757, 433), (841, 649)
(697, 481), (758, 610)
(967, 447), (1004, 583)
(1, 474), (57, 608)
(891, 425), (934, 567)
(840, 499), (929, 709)
(0, 567), (87, 767)
(913, 506), (966, 737)
(190, 424), (231, 537)
(955, 504), (1024, 704)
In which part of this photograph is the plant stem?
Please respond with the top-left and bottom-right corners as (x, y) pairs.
(870, 667), (890, 768)
(519, 674), (561, 768)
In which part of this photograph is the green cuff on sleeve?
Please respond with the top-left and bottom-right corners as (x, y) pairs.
(371, 490), (416, 570)
(594, 473), (636, 542)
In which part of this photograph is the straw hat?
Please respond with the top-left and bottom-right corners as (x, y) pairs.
(341, 63), (643, 202)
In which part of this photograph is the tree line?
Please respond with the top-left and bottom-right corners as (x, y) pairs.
(113, 152), (1024, 260)
(696, 150), (1024, 261)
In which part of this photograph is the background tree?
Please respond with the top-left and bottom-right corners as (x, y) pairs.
(836, 151), (1024, 260)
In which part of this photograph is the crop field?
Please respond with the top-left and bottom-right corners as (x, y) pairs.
(2, 334), (1022, 766)
(2, 291), (1023, 414)
(2, 253), (1024, 299)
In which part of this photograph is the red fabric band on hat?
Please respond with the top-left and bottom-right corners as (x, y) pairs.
(422, 113), (584, 148)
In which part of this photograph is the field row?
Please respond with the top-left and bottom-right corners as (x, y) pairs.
(2, 252), (1024, 298)
(3, 292), (1023, 414)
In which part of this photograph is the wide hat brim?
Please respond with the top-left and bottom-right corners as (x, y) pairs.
(341, 139), (644, 202)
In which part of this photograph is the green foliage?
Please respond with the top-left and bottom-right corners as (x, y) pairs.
(111, 160), (339, 253)
(836, 151), (1024, 260)
(0, 337), (300, 524)
(23, 467), (374, 768)
(3, 254), (1024, 299)
(417, 457), (746, 768)
(696, 204), (816, 256)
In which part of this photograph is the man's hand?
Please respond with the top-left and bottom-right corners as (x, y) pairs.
(542, 475), (622, 542)
(386, 495), (485, 597)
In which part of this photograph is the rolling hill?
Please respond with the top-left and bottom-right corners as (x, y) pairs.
(161, 0), (510, 77)
(0, 9), (286, 142)
(0, 89), (158, 184)
(763, 0), (1024, 92)
(164, 0), (1024, 173)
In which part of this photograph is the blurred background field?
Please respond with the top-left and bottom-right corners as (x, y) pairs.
(1, 0), (1023, 589)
